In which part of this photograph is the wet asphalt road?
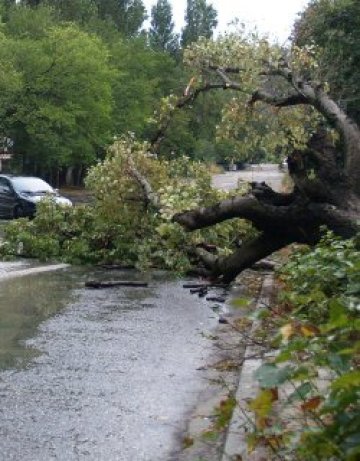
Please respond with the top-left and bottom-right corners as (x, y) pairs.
(0, 267), (220, 461)
(212, 163), (285, 192)
(0, 165), (283, 460)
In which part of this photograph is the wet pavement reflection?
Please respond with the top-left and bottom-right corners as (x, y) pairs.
(0, 268), (79, 369)
(0, 267), (217, 460)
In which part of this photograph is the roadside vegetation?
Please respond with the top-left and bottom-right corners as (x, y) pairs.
(245, 233), (360, 460)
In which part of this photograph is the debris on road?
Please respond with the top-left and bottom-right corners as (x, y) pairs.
(85, 280), (148, 288)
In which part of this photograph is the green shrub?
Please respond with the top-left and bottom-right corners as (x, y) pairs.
(249, 232), (360, 460)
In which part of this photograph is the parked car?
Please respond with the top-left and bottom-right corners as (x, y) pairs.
(0, 175), (72, 218)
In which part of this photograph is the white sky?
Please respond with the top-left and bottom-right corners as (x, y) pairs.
(143, 0), (310, 43)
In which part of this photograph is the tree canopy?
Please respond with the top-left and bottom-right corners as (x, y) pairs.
(0, 0), (233, 180)
(159, 32), (359, 281)
(181, 0), (218, 47)
(293, 0), (360, 123)
(149, 0), (179, 54)
(2, 19), (114, 179)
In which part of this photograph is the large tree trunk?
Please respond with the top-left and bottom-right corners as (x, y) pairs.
(173, 172), (359, 282)
(173, 128), (359, 283)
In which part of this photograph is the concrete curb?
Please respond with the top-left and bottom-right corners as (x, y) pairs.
(222, 274), (274, 461)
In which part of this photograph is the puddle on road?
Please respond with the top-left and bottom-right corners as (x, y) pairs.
(0, 268), (83, 369)
(0, 267), (172, 370)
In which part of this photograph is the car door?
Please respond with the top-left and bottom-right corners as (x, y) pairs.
(0, 177), (16, 218)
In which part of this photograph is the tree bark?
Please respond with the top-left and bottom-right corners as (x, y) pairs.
(174, 188), (359, 282)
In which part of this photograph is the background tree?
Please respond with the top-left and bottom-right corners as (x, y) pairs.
(5, 3), (56, 38)
(23, 0), (41, 5)
(181, 0), (217, 47)
(149, 0), (178, 54)
(110, 36), (182, 138)
(0, 34), (23, 141)
(42, 0), (98, 24)
(293, 0), (360, 124)
(0, 0), (16, 15)
(3, 21), (114, 184)
(0, 1), (188, 183)
(23, 0), (146, 36)
(94, 0), (146, 36)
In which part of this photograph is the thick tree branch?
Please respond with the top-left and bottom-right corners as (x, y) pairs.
(127, 156), (160, 208)
(248, 90), (309, 108)
(196, 233), (292, 283)
(175, 191), (359, 283)
(174, 190), (359, 240)
(173, 195), (267, 231)
(208, 65), (244, 74)
(262, 63), (360, 190)
(149, 70), (249, 154)
(214, 68), (243, 90)
(310, 89), (360, 191)
(247, 59), (360, 193)
(173, 192), (313, 241)
(150, 81), (232, 154)
(250, 182), (296, 205)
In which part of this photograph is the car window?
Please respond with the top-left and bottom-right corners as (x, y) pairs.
(11, 177), (54, 193)
(0, 178), (12, 193)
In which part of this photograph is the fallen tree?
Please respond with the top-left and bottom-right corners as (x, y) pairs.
(161, 37), (360, 282)
(2, 35), (358, 280)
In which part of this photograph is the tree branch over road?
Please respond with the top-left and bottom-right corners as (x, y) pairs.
(161, 37), (360, 282)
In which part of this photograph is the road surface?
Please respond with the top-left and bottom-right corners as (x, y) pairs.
(0, 266), (225, 461)
(212, 163), (285, 192)
(0, 165), (283, 460)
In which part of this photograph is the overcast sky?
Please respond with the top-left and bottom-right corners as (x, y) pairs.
(143, 0), (310, 43)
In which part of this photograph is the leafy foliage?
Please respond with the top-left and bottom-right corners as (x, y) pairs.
(110, 37), (181, 139)
(247, 233), (360, 460)
(149, 0), (179, 54)
(25, 0), (147, 37)
(181, 0), (218, 47)
(293, 0), (360, 124)
(182, 33), (325, 163)
(0, 1), (232, 176)
(0, 136), (254, 270)
(2, 13), (114, 176)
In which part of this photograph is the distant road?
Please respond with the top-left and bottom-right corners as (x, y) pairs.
(212, 163), (285, 192)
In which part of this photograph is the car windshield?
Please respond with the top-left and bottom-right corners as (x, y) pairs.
(11, 177), (54, 194)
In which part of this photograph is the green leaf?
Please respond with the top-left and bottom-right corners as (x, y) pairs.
(254, 363), (293, 388)
(275, 350), (292, 363)
(323, 298), (349, 331)
(287, 382), (312, 403)
(231, 297), (250, 308)
(331, 371), (360, 390)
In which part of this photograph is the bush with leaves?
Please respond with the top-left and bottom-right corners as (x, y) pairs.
(247, 232), (360, 460)
(0, 200), (97, 264)
(85, 136), (254, 272)
(0, 136), (254, 271)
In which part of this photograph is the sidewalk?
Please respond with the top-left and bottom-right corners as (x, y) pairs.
(222, 274), (274, 461)
(179, 270), (272, 461)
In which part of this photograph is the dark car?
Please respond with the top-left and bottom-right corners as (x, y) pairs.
(0, 175), (72, 219)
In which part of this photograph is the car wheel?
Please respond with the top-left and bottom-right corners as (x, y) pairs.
(13, 205), (24, 219)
